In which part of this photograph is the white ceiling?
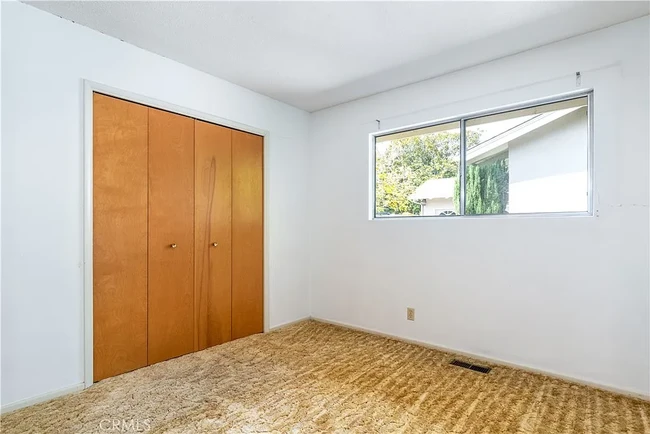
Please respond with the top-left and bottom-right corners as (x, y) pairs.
(26, 1), (650, 112)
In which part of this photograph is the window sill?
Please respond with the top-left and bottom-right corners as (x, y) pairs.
(371, 211), (594, 221)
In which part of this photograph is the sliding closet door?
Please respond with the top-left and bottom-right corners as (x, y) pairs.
(194, 120), (232, 350)
(148, 108), (195, 364)
(93, 93), (148, 382)
(231, 130), (264, 339)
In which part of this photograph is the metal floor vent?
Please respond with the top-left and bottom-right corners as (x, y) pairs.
(449, 359), (492, 374)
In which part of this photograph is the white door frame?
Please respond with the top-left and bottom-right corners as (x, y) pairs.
(82, 80), (271, 388)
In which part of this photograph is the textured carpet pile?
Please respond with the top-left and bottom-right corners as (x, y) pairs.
(2, 320), (649, 433)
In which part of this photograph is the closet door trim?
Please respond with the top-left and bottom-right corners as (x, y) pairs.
(83, 80), (269, 389)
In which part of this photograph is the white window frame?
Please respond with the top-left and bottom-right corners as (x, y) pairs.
(369, 89), (594, 220)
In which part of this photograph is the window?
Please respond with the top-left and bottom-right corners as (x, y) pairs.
(372, 92), (591, 218)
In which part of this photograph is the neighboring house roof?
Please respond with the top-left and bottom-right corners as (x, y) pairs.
(407, 103), (587, 201)
(466, 105), (583, 164)
(410, 177), (455, 201)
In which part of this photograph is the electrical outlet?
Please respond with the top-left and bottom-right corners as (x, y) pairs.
(407, 307), (415, 321)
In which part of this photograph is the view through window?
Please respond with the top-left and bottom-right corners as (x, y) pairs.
(373, 95), (590, 218)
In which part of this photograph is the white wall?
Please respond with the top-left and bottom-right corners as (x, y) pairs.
(509, 107), (589, 213)
(309, 16), (650, 396)
(1, 2), (310, 408)
(0, 0), (4, 411)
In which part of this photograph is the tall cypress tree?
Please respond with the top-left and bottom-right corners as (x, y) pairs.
(456, 157), (509, 215)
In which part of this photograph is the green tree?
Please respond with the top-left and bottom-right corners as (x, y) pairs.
(376, 132), (456, 215)
(461, 158), (509, 215)
(376, 130), (481, 215)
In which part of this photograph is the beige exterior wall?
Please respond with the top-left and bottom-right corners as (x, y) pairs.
(508, 107), (588, 213)
(421, 198), (455, 216)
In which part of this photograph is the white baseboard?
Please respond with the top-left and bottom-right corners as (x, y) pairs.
(3, 317), (646, 415)
(312, 316), (650, 402)
(1, 319), (309, 415)
(269, 316), (311, 331)
(1, 383), (85, 415)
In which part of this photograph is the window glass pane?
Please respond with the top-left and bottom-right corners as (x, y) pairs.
(465, 96), (588, 215)
(375, 121), (460, 217)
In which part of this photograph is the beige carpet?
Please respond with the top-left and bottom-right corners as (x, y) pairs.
(2, 320), (649, 433)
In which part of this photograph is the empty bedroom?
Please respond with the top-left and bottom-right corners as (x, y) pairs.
(1, 1), (650, 433)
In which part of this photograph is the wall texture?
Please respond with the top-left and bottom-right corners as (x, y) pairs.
(309, 17), (650, 396)
(1, 2), (310, 407)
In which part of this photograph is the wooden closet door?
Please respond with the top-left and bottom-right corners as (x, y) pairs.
(148, 108), (195, 364)
(93, 93), (148, 382)
(194, 120), (232, 350)
(231, 130), (264, 340)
